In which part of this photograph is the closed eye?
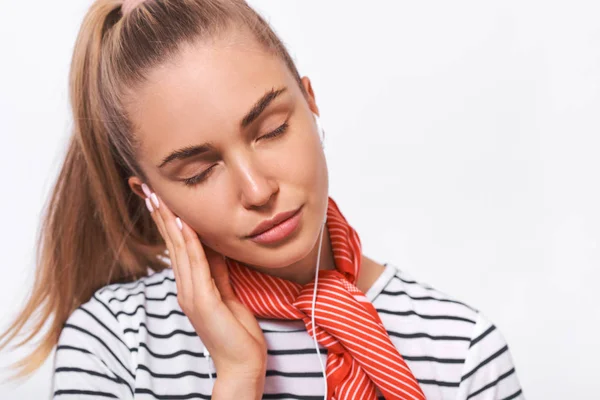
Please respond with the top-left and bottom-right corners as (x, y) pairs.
(258, 121), (289, 141)
(182, 121), (290, 187)
(182, 164), (217, 186)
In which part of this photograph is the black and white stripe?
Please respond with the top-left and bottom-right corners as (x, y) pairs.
(52, 263), (524, 399)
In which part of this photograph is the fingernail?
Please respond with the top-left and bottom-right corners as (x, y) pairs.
(175, 217), (183, 231)
(151, 193), (159, 209)
(141, 183), (152, 198)
(145, 197), (154, 213)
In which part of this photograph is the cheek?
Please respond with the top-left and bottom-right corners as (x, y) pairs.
(171, 192), (231, 246)
(276, 133), (327, 188)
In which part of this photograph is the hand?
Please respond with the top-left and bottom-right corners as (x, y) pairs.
(144, 191), (267, 389)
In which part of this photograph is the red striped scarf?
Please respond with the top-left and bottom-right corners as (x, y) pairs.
(226, 197), (425, 400)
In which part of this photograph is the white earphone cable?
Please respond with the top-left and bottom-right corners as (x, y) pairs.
(311, 213), (328, 399)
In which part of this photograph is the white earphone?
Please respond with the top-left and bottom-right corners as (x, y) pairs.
(314, 113), (325, 148)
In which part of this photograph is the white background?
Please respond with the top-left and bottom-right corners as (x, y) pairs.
(1, 0), (599, 398)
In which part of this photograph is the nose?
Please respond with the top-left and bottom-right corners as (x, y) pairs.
(232, 155), (279, 209)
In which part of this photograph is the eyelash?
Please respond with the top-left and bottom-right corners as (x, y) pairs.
(259, 121), (289, 141)
(183, 164), (216, 186)
(182, 121), (290, 186)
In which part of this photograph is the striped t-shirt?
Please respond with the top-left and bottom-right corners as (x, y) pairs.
(51, 262), (525, 399)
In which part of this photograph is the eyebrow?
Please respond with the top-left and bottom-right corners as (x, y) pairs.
(158, 86), (288, 168)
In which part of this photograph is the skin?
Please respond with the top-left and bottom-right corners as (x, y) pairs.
(126, 28), (385, 395)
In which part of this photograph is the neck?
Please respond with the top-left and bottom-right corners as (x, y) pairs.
(250, 223), (337, 285)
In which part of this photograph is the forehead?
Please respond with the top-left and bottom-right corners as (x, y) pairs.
(127, 31), (297, 159)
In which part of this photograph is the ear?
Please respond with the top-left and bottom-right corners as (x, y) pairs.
(301, 76), (320, 117)
(128, 176), (150, 200)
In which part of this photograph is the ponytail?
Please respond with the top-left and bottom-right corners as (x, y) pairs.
(0, 0), (165, 379)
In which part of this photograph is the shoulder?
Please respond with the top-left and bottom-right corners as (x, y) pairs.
(380, 264), (517, 350)
(57, 267), (179, 360)
(97, 267), (177, 305)
(456, 311), (524, 399)
(376, 265), (524, 399)
(52, 270), (177, 398)
(376, 265), (480, 331)
(96, 267), (177, 312)
(374, 265), (481, 370)
(91, 267), (184, 344)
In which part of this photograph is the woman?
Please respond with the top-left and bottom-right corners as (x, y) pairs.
(0, 0), (525, 399)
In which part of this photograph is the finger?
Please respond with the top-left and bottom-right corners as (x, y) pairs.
(204, 246), (235, 301)
(148, 194), (188, 296)
(145, 197), (174, 268)
(179, 219), (217, 296)
(153, 195), (194, 292)
(200, 249), (262, 339)
(145, 198), (187, 301)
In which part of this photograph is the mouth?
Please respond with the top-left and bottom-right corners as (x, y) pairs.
(246, 205), (303, 245)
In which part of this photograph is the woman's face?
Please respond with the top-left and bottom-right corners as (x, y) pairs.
(127, 30), (328, 270)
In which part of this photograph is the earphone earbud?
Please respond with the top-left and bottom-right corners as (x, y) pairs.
(313, 113), (325, 146)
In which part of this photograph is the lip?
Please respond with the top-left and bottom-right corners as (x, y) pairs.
(247, 206), (303, 244)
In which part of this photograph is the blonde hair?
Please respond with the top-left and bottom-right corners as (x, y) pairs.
(0, 0), (305, 379)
